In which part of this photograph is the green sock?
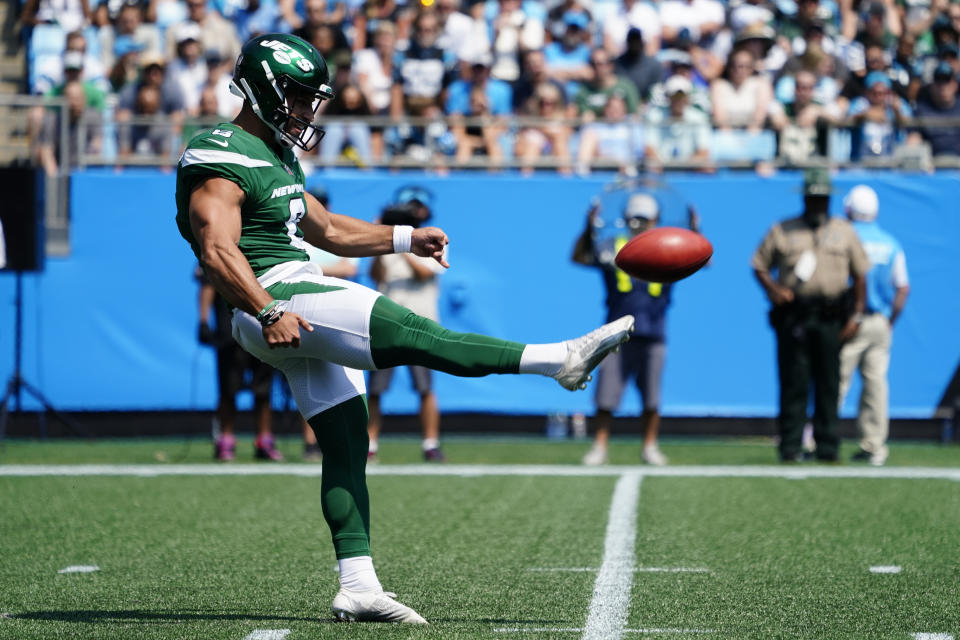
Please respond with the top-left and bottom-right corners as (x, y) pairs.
(307, 395), (372, 559)
(369, 296), (525, 376)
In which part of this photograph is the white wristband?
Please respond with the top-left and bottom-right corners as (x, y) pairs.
(392, 225), (413, 253)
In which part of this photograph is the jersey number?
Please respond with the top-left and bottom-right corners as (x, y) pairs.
(286, 197), (306, 249)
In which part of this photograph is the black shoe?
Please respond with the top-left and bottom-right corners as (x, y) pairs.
(815, 453), (839, 463)
(850, 449), (871, 463)
(780, 453), (805, 464)
(303, 443), (322, 462)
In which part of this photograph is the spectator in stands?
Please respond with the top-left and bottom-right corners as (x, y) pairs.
(734, 23), (786, 79)
(658, 0), (725, 49)
(575, 92), (644, 174)
(115, 53), (186, 136)
(604, 0), (661, 58)
(838, 43), (890, 113)
(352, 21), (397, 161)
(575, 48), (641, 119)
(353, 0), (409, 52)
(98, 0), (161, 68)
(543, 11), (592, 100)
(305, 24), (353, 81)
(515, 82), (572, 174)
(203, 49), (243, 117)
(891, 31), (922, 101)
(321, 84), (374, 165)
(447, 55), (512, 116)
(778, 0), (840, 55)
(118, 83), (174, 156)
(614, 28), (663, 102)
(167, 22), (208, 114)
(35, 80), (102, 176)
(391, 11), (450, 118)
(729, 0), (775, 37)
(855, 1), (900, 49)
(848, 71), (919, 159)
(512, 48), (565, 113)
(649, 50), (712, 113)
(107, 34), (145, 91)
(166, 0), (241, 63)
(49, 49), (107, 111)
(546, 0), (592, 43)
(644, 74), (711, 169)
(33, 29), (107, 96)
(913, 62), (960, 155)
(777, 25), (843, 106)
(216, 0), (284, 42)
(711, 48), (774, 132)
(450, 84), (507, 165)
(487, 0), (545, 84)
(435, 0), (490, 64)
(388, 11), (455, 160)
(20, 0), (91, 33)
(288, 0), (346, 37)
(770, 69), (832, 161)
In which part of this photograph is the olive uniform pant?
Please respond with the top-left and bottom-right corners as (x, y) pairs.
(771, 300), (845, 461)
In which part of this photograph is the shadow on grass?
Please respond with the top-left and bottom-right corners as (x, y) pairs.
(14, 610), (321, 624)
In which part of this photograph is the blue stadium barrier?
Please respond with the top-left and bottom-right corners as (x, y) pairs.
(0, 168), (957, 420)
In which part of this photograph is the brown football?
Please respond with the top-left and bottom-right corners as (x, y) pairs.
(614, 227), (713, 283)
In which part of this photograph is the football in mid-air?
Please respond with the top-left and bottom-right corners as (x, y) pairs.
(614, 227), (713, 283)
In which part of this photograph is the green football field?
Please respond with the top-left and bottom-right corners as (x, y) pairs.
(1, 436), (958, 640)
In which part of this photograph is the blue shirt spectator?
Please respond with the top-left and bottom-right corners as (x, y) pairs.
(848, 71), (913, 159)
(445, 62), (513, 115)
(543, 14), (592, 100)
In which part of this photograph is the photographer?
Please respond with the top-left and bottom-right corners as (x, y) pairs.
(366, 186), (447, 463)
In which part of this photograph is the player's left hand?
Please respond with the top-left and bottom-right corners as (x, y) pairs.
(411, 226), (450, 268)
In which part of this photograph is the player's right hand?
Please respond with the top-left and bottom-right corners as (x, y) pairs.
(769, 285), (795, 306)
(263, 312), (313, 349)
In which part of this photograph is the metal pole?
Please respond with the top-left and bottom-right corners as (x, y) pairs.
(13, 271), (22, 412)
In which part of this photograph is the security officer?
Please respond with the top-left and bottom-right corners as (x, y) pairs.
(752, 168), (870, 462)
(839, 185), (910, 467)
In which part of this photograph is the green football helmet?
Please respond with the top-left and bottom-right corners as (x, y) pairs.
(230, 33), (335, 151)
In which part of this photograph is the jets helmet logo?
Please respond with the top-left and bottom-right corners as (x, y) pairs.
(259, 39), (315, 72)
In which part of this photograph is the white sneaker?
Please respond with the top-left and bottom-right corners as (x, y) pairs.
(555, 316), (634, 391)
(331, 588), (428, 624)
(642, 445), (668, 466)
(869, 449), (888, 466)
(582, 445), (609, 466)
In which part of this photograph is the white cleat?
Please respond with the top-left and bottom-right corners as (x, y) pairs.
(582, 445), (609, 466)
(642, 445), (668, 466)
(555, 315), (634, 391)
(332, 588), (428, 624)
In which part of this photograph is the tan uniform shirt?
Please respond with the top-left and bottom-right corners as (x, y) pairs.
(751, 216), (869, 299)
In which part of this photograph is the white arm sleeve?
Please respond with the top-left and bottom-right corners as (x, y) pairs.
(891, 249), (909, 288)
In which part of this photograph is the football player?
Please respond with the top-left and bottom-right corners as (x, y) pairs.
(175, 33), (633, 624)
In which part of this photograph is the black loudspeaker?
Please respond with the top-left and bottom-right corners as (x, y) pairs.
(0, 167), (45, 272)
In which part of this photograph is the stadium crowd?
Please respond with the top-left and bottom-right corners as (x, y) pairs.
(18, 0), (960, 171)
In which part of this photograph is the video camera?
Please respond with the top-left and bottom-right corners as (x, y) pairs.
(380, 185), (433, 228)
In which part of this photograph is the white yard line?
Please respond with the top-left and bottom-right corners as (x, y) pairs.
(911, 634), (954, 640)
(493, 627), (714, 635)
(582, 471), (642, 640)
(528, 567), (709, 573)
(241, 630), (290, 640)
(2, 464), (959, 480)
(57, 565), (99, 574)
(869, 565), (902, 574)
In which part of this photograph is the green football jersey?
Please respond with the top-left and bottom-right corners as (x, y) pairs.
(175, 122), (310, 277)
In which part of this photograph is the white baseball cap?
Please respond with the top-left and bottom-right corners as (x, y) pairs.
(664, 75), (693, 97)
(843, 185), (879, 221)
(625, 193), (659, 220)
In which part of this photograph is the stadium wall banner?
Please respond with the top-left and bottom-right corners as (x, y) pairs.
(0, 168), (956, 419)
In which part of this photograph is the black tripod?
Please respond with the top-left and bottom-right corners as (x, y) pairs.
(0, 271), (88, 442)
